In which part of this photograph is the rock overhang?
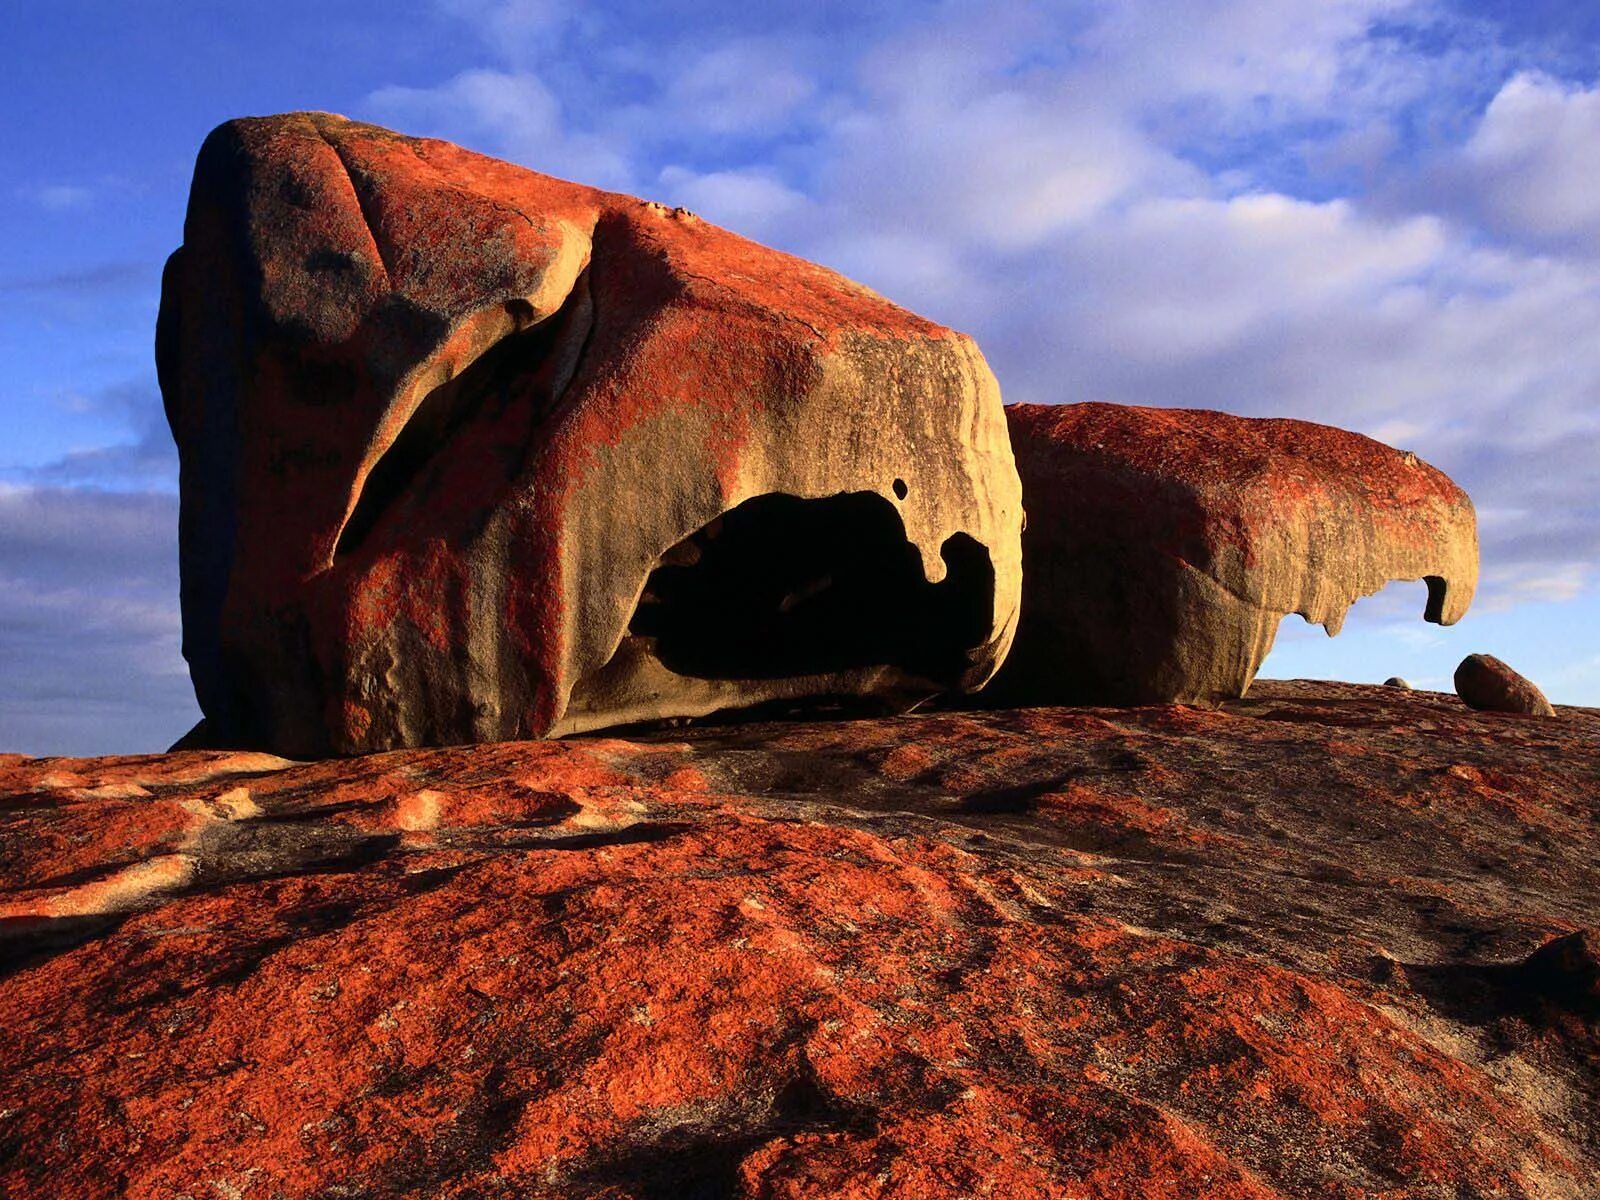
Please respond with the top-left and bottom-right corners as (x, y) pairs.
(988, 401), (1479, 706)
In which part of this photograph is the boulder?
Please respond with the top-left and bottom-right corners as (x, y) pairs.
(1521, 927), (1600, 1006)
(1455, 653), (1556, 716)
(1384, 676), (1413, 689)
(157, 113), (1022, 756)
(986, 403), (1478, 706)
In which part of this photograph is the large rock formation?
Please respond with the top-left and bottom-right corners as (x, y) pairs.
(2, 682), (1596, 1198)
(157, 112), (1022, 757)
(987, 403), (1478, 706)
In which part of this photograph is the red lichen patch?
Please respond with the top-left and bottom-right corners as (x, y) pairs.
(0, 854), (197, 921)
(1008, 403), (1470, 519)
(2, 682), (1598, 1197)
(877, 742), (936, 782)
(0, 795), (199, 889)
(1423, 762), (1568, 828)
(660, 766), (712, 793)
(1033, 782), (1187, 838)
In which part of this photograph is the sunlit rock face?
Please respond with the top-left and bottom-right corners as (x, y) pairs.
(988, 402), (1478, 706)
(157, 112), (1022, 756)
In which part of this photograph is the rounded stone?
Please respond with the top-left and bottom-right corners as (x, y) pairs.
(1521, 928), (1600, 1004)
(1454, 653), (1555, 717)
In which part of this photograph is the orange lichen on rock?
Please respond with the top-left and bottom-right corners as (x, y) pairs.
(2, 681), (1597, 1198)
(988, 402), (1479, 706)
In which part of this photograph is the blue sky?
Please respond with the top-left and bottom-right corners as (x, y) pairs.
(2, 0), (1598, 754)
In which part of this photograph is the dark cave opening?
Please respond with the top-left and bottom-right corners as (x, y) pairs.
(1422, 574), (1448, 623)
(628, 491), (994, 683)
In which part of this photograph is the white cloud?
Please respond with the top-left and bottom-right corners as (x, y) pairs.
(656, 166), (810, 241)
(1043, 194), (1448, 362)
(372, 67), (560, 137)
(662, 40), (817, 135)
(1454, 71), (1600, 247)
(1082, 0), (1425, 113)
(18, 183), (93, 212)
(368, 68), (633, 189)
(819, 92), (1188, 253)
(804, 227), (976, 316)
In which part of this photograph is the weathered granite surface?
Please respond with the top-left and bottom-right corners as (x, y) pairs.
(3, 682), (1595, 1198)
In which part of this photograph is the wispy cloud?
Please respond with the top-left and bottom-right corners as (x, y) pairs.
(0, 261), (148, 295)
(2, 379), (177, 493)
(17, 182), (95, 212)
(1478, 562), (1591, 611)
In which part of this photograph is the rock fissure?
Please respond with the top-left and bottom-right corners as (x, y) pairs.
(319, 130), (395, 288)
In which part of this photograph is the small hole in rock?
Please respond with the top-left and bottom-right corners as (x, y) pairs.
(892, 478), (909, 500)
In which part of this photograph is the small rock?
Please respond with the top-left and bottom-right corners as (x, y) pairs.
(1520, 928), (1600, 1006)
(1454, 654), (1556, 717)
(1383, 677), (1412, 689)
(1367, 952), (1406, 985)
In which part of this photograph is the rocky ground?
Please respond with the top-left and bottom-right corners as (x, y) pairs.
(1, 681), (1597, 1199)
